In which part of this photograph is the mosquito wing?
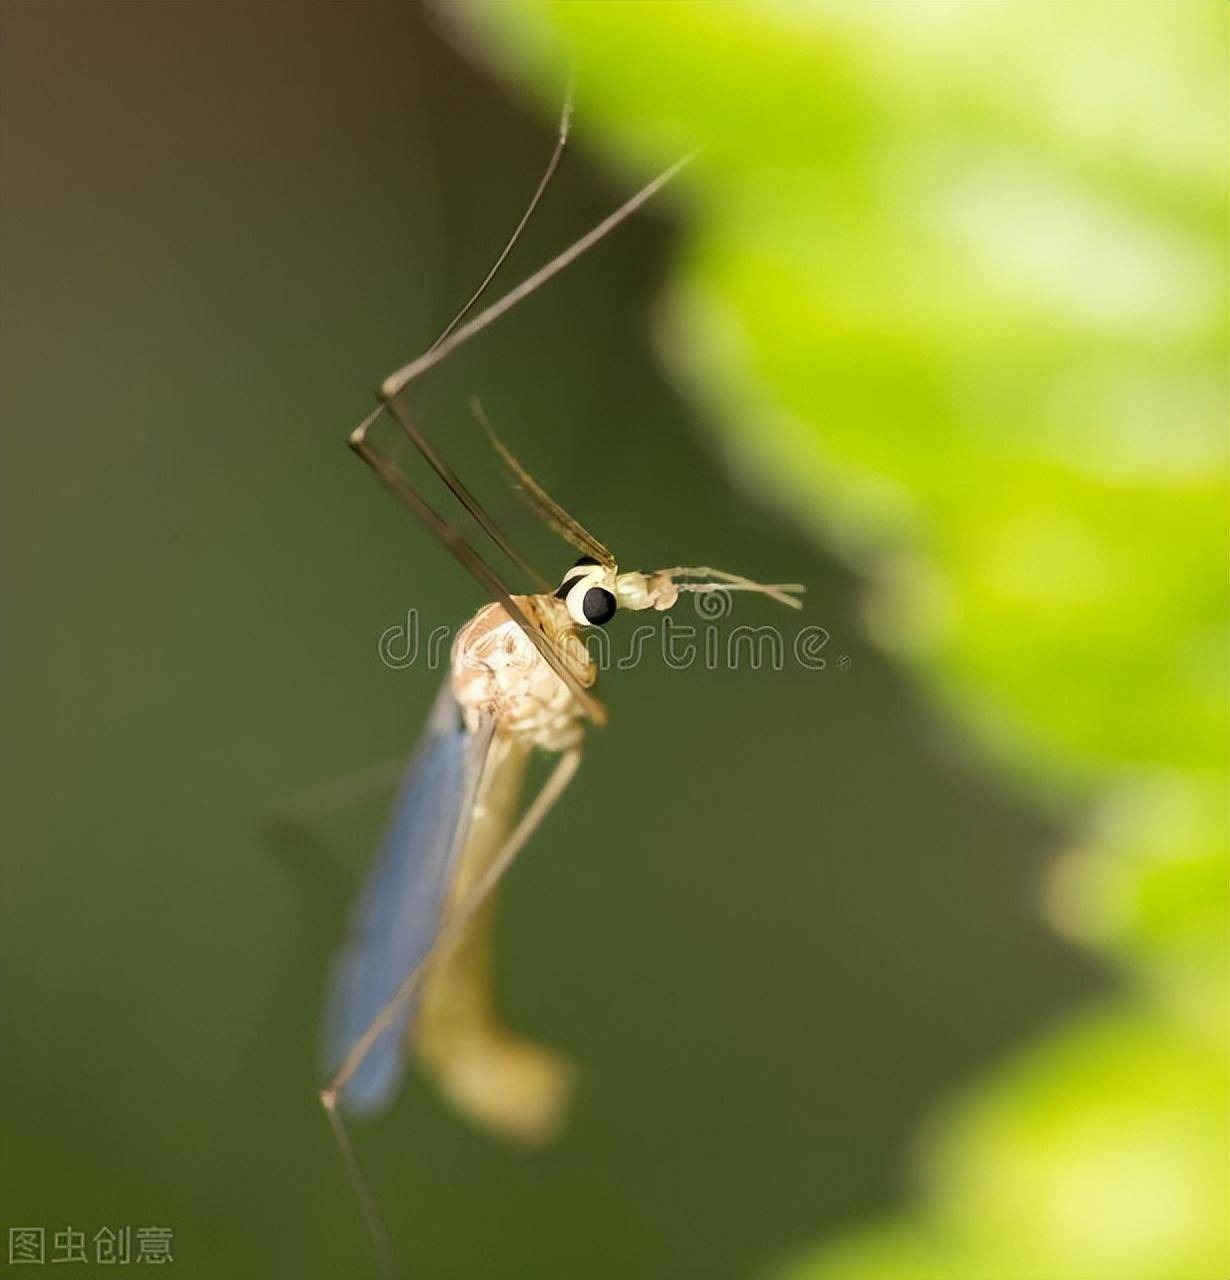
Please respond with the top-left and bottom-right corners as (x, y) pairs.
(322, 681), (493, 1115)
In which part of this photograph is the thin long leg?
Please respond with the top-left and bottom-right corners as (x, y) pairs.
(426, 85), (573, 356)
(348, 91), (577, 593)
(321, 745), (584, 1280)
(380, 152), (693, 400)
(350, 430), (607, 726)
(351, 401), (547, 590)
(469, 396), (614, 566)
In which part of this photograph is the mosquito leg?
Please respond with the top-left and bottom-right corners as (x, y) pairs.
(352, 401), (546, 589)
(345, 91), (578, 593)
(349, 432), (607, 726)
(379, 397), (547, 589)
(320, 745), (584, 1280)
(426, 84), (573, 355)
(321, 1097), (399, 1280)
(325, 745), (582, 1098)
(381, 152), (693, 400)
(469, 396), (615, 566)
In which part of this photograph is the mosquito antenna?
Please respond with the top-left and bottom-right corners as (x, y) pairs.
(664, 566), (805, 610)
(469, 397), (615, 567)
(426, 84), (573, 356)
(349, 426), (608, 726)
(674, 581), (805, 608)
(380, 150), (694, 400)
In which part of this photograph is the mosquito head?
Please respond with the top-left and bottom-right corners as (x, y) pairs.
(554, 556), (620, 628)
(554, 558), (804, 626)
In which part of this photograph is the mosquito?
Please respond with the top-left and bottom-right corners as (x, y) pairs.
(319, 95), (804, 1278)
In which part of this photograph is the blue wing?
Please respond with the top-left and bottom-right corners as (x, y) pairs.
(322, 682), (491, 1115)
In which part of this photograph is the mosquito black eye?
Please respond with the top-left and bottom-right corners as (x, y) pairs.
(581, 586), (617, 627)
(573, 555), (600, 567)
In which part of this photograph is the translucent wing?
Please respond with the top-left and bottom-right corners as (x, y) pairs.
(322, 681), (493, 1115)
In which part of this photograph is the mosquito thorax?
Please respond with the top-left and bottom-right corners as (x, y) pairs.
(451, 598), (594, 751)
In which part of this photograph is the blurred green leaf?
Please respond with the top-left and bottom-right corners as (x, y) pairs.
(465, 3), (1228, 1277)
(793, 1008), (1226, 1280)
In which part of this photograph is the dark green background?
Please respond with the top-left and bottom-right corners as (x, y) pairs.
(2, 3), (1104, 1276)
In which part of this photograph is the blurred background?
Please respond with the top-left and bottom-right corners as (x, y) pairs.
(1, 3), (1224, 1279)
